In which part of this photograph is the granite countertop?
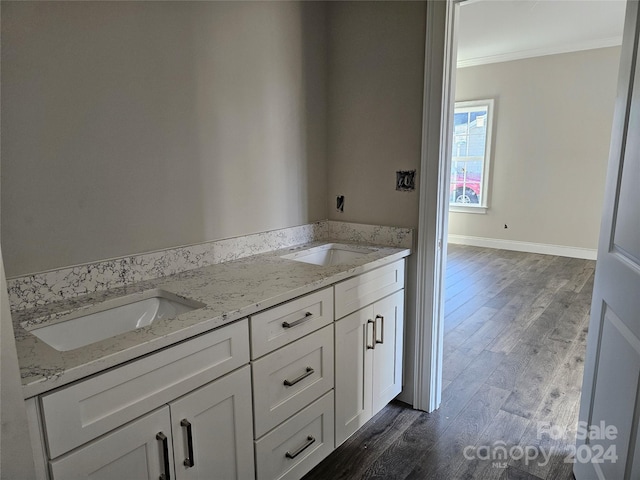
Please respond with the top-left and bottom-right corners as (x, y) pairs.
(13, 241), (410, 398)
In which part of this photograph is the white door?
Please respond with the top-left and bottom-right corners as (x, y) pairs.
(49, 407), (173, 480)
(372, 290), (405, 415)
(334, 306), (374, 447)
(170, 365), (255, 480)
(575, 1), (640, 478)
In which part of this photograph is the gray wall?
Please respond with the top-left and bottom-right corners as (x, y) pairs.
(450, 47), (620, 250)
(326, 1), (425, 228)
(1, 1), (428, 408)
(325, 1), (427, 403)
(1, 1), (328, 277)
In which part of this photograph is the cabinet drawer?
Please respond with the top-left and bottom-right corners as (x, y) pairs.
(251, 287), (333, 359)
(255, 391), (334, 480)
(41, 319), (250, 458)
(334, 259), (405, 319)
(252, 325), (334, 438)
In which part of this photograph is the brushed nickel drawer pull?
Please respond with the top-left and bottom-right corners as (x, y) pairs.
(282, 312), (313, 329)
(284, 367), (314, 387)
(180, 419), (195, 468)
(375, 314), (385, 344)
(285, 435), (316, 459)
(156, 432), (171, 480)
(367, 319), (375, 350)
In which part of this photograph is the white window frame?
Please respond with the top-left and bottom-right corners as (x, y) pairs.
(449, 98), (494, 214)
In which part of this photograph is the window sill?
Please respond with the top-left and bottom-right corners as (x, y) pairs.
(449, 205), (487, 214)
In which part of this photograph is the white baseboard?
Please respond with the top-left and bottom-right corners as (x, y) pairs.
(447, 234), (598, 260)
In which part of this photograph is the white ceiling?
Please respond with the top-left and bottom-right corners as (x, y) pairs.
(457, 0), (627, 68)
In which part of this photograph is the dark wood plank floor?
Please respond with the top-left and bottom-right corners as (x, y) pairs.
(304, 245), (594, 480)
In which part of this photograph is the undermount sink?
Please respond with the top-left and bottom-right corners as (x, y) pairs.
(24, 289), (205, 352)
(281, 243), (377, 267)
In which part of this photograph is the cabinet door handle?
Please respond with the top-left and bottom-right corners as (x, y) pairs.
(156, 432), (171, 480)
(367, 319), (375, 350)
(283, 367), (314, 387)
(285, 435), (316, 459)
(180, 419), (195, 468)
(375, 314), (385, 344)
(282, 311), (313, 329)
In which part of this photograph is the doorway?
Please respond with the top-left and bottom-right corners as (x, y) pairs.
(414, 0), (625, 412)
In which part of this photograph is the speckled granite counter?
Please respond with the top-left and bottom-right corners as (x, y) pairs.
(13, 241), (410, 398)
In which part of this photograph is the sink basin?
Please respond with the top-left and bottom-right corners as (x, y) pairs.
(281, 243), (377, 267)
(24, 289), (205, 352)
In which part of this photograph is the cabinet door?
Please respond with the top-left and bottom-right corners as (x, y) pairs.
(170, 365), (254, 480)
(372, 290), (405, 415)
(334, 306), (374, 447)
(49, 407), (174, 480)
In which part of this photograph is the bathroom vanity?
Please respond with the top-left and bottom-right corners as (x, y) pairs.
(13, 241), (409, 480)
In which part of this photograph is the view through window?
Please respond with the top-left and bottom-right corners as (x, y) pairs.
(450, 99), (494, 209)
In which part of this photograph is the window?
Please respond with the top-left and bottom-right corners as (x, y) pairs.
(450, 99), (494, 212)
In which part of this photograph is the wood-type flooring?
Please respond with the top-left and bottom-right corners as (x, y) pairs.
(304, 245), (594, 480)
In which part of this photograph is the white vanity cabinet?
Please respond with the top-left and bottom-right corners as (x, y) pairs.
(334, 260), (405, 447)
(35, 319), (254, 480)
(25, 255), (409, 480)
(250, 287), (335, 480)
(49, 366), (254, 480)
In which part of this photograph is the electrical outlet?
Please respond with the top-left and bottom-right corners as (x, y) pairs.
(337, 195), (345, 212)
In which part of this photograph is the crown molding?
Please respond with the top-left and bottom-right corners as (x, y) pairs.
(457, 35), (623, 68)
